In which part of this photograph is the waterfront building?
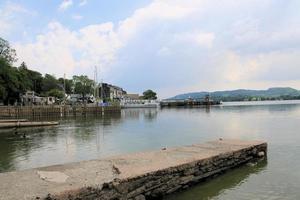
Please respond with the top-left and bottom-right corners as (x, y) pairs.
(99, 83), (126, 101)
(123, 94), (140, 100)
(68, 94), (95, 104)
(21, 91), (55, 106)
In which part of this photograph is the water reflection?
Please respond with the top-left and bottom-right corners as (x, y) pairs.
(0, 101), (300, 200)
(1, 103), (300, 173)
(0, 126), (59, 172)
(220, 102), (300, 115)
(0, 114), (123, 172)
(121, 108), (158, 121)
(165, 161), (267, 200)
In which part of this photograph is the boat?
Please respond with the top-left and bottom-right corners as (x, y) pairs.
(120, 100), (160, 108)
(160, 96), (221, 107)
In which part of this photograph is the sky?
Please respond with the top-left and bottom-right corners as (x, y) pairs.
(1, 0), (300, 98)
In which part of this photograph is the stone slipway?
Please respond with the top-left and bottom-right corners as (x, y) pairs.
(0, 139), (267, 200)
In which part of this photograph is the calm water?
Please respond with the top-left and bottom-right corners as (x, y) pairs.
(1, 100), (300, 199)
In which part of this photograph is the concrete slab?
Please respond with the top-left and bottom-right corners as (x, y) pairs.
(0, 139), (267, 200)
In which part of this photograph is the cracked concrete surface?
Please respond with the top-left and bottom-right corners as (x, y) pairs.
(0, 139), (266, 200)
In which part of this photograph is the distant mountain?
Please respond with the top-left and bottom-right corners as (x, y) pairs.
(170, 87), (300, 101)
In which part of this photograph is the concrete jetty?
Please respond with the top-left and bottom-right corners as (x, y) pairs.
(0, 121), (59, 129)
(0, 139), (267, 200)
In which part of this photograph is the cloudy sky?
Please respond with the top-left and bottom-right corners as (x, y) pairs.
(1, 0), (300, 98)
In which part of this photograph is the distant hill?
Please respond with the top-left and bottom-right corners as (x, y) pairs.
(170, 87), (300, 101)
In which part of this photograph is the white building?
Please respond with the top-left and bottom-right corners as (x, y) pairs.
(21, 91), (55, 106)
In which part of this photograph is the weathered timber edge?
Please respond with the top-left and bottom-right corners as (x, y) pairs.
(0, 105), (121, 119)
(0, 121), (59, 129)
(0, 139), (267, 200)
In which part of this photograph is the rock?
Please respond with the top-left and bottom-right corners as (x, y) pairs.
(112, 165), (121, 174)
(134, 194), (146, 200)
(247, 162), (257, 167)
(37, 171), (69, 183)
(258, 151), (265, 157)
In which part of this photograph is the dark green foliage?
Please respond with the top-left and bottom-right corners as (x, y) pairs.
(0, 58), (71, 104)
(47, 89), (64, 99)
(18, 62), (43, 93)
(0, 37), (98, 105)
(58, 78), (73, 94)
(0, 58), (23, 104)
(73, 75), (94, 98)
(42, 74), (60, 94)
(0, 37), (17, 64)
(0, 38), (60, 104)
(0, 56), (94, 105)
(142, 89), (157, 100)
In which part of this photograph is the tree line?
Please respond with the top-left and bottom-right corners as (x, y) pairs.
(0, 37), (158, 105)
(0, 37), (94, 105)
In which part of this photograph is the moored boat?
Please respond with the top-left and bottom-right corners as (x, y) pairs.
(120, 100), (160, 108)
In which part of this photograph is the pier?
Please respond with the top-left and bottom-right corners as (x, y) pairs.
(0, 139), (267, 200)
(0, 105), (121, 119)
(160, 97), (221, 108)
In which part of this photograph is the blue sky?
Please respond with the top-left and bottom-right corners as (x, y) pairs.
(1, 0), (300, 98)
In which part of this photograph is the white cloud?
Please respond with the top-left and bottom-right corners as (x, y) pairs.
(183, 49), (300, 93)
(79, 0), (87, 6)
(15, 0), (203, 77)
(219, 51), (262, 83)
(0, 2), (34, 37)
(117, 0), (207, 42)
(157, 46), (171, 56)
(216, 49), (300, 85)
(194, 32), (215, 48)
(58, 0), (73, 11)
(72, 14), (83, 20)
(15, 21), (121, 78)
(173, 31), (215, 48)
(157, 50), (300, 98)
(12, 0), (300, 96)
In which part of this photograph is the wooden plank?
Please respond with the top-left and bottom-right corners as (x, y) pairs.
(0, 119), (28, 123)
(0, 121), (59, 129)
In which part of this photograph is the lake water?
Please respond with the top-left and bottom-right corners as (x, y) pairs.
(1, 100), (300, 199)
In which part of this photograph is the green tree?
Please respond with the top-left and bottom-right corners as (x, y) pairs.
(41, 74), (60, 94)
(0, 76), (7, 103)
(18, 62), (33, 91)
(58, 78), (73, 94)
(0, 37), (17, 63)
(28, 70), (43, 94)
(16, 62), (44, 94)
(142, 89), (157, 100)
(47, 89), (64, 99)
(0, 37), (22, 104)
(0, 58), (22, 104)
(73, 75), (94, 99)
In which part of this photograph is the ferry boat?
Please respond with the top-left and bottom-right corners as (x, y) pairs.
(160, 95), (221, 107)
(120, 99), (160, 108)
